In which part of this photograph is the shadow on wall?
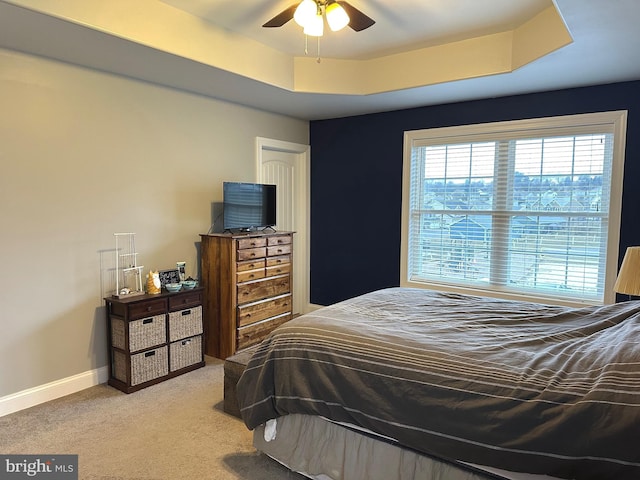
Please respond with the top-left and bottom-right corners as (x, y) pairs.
(210, 201), (224, 234)
(90, 305), (109, 370)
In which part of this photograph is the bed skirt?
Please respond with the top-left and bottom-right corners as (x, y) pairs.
(253, 415), (560, 480)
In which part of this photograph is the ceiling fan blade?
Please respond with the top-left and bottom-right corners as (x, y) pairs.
(262, 4), (299, 28)
(338, 1), (375, 32)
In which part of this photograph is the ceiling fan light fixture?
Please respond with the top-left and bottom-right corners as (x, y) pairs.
(303, 11), (324, 37)
(294, 0), (317, 28)
(326, 2), (350, 31)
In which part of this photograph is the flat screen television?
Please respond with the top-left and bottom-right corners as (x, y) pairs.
(223, 182), (276, 232)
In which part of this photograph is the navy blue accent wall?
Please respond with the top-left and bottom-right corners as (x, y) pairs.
(309, 81), (640, 305)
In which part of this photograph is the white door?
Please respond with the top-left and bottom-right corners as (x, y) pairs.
(256, 137), (309, 316)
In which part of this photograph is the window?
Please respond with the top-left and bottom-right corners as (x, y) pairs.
(401, 112), (627, 306)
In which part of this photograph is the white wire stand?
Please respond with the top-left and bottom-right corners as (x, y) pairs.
(113, 232), (145, 298)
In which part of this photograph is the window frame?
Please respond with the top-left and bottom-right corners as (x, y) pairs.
(400, 111), (628, 307)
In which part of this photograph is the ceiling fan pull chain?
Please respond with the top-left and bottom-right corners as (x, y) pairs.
(317, 36), (321, 63)
(304, 34), (309, 55)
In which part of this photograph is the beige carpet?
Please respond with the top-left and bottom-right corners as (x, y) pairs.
(0, 357), (304, 480)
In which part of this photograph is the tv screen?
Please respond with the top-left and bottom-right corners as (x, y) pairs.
(223, 182), (276, 231)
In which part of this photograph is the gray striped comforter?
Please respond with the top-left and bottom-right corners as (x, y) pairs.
(236, 287), (640, 479)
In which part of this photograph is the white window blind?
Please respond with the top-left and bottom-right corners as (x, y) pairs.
(401, 112), (627, 305)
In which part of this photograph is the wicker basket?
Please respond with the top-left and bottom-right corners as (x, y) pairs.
(168, 306), (203, 342)
(111, 314), (167, 353)
(124, 346), (169, 386)
(170, 336), (202, 372)
(112, 346), (169, 386)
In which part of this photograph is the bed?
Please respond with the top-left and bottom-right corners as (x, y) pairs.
(236, 287), (640, 480)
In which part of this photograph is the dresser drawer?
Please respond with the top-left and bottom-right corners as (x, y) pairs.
(237, 313), (291, 350)
(237, 275), (290, 304)
(237, 247), (267, 261)
(237, 237), (267, 249)
(237, 268), (265, 283)
(267, 235), (292, 246)
(266, 255), (290, 267)
(128, 298), (167, 320)
(266, 263), (290, 277)
(237, 293), (292, 328)
(267, 244), (291, 257)
(169, 290), (202, 310)
(237, 258), (266, 272)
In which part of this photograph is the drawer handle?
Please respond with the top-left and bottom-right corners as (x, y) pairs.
(182, 310), (191, 316)
(277, 249), (283, 253)
(143, 318), (153, 324)
(246, 313), (251, 318)
(146, 306), (152, 312)
(181, 339), (191, 346)
(145, 351), (156, 357)
(250, 252), (256, 257)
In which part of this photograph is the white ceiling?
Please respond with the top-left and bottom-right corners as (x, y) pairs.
(1, 0), (640, 120)
(159, 0), (550, 59)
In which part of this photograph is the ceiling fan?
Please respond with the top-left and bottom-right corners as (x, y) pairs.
(263, 1), (375, 35)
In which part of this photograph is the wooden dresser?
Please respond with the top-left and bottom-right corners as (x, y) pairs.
(200, 231), (294, 359)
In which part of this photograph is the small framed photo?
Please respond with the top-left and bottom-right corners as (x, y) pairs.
(158, 268), (181, 287)
(177, 261), (186, 282)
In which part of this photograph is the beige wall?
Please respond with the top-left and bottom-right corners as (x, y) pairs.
(0, 47), (308, 398)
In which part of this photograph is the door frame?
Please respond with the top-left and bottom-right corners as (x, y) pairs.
(256, 137), (310, 314)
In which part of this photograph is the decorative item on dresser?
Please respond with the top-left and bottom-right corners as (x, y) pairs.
(104, 287), (205, 393)
(200, 231), (294, 359)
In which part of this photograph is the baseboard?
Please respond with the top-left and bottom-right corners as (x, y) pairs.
(0, 366), (109, 417)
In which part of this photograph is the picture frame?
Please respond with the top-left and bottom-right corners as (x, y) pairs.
(158, 268), (181, 287)
(177, 261), (186, 282)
